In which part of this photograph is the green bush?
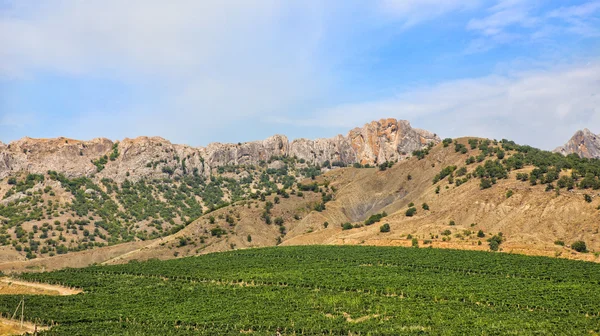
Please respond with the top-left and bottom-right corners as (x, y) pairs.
(341, 223), (353, 230)
(571, 240), (587, 253)
(380, 223), (390, 233)
(405, 207), (417, 217)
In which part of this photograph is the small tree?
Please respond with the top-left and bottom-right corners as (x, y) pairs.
(571, 240), (587, 253)
(247, 235), (252, 242)
(477, 230), (485, 238)
(411, 238), (419, 248)
(405, 207), (417, 217)
(480, 178), (493, 189)
(380, 223), (390, 233)
(422, 203), (429, 210)
(584, 194), (592, 203)
(342, 222), (353, 230)
(323, 221), (329, 228)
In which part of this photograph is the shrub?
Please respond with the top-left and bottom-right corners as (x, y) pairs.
(571, 240), (587, 253)
(405, 207), (417, 217)
(364, 212), (387, 225)
(477, 230), (485, 238)
(422, 203), (429, 210)
(441, 230), (452, 236)
(554, 240), (564, 246)
(408, 202), (415, 207)
(506, 190), (513, 198)
(380, 223), (390, 233)
(341, 222), (353, 230)
(480, 178), (493, 189)
(449, 220), (455, 226)
(487, 234), (503, 251)
(247, 235), (252, 242)
(7, 177), (17, 185)
(584, 194), (592, 203)
(411, 238), (419, 248)
(323, 222), (329, 228)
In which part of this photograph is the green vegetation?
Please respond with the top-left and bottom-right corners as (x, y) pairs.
(571, 240), (587, 253)
(431, 138), (600, 194)
(1, 158), (326, 258)
(364, 212), (387, 226)
(488, 233), (504, 252)
(3, 246), (599, 335)
(405, 207), (417, 217)
(379, 223), (390, 233)
(341, 222), (353, 230)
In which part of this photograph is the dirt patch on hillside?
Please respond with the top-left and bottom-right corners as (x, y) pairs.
(0, 318), (47, 336)
(0, 278), (82, 296)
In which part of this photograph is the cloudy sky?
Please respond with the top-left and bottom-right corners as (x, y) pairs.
(0, 0), (599, 150)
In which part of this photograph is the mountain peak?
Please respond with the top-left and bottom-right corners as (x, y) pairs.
(554, 128), (600, 158)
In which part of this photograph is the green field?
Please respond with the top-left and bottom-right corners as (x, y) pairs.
(1, 246), (600, 335)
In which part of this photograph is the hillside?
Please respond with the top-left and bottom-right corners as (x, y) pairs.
(1, 124), (600, 273)
(0, 119), (437, 266)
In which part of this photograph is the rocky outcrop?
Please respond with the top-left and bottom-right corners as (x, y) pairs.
(554, 129), (600, 159)
(0, 119), (440, 181)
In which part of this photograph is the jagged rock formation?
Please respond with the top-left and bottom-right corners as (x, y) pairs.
(0, 119), (440, 181)
(554, 129), (600, 159)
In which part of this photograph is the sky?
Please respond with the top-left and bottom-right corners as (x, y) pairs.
(0, 0), (599, 150)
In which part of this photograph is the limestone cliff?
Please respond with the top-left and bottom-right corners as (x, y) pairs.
(0, 119), (440, 181)
(554, 129), (600, 159)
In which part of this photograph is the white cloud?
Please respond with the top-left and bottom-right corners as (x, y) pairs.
(277, 62), (600, 149)
(0, 1), (335, 144)
(465, 0), (600, 52)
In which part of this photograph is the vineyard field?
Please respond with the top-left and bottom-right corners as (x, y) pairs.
(1, 246), (599, 335)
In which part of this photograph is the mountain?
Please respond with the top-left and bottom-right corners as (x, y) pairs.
(554, 128), (600, 158)
(0, 119), (438, 266)
(1, 120), (600, 273)
(0, 118), (439, 182)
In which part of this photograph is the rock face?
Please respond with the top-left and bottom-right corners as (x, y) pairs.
(0, 119), (440, 181)
(554, 129), (600, 159)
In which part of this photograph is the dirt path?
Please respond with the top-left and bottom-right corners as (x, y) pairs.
(0, 278), (82, 296)
(0, 317), (47, 336)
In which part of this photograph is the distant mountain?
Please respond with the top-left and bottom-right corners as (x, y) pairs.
(554, 128), (600, 158)
(0, 119), (439, 182)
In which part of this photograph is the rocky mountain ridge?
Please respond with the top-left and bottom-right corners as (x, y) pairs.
(0, 119), (439, 182)
(554, 128), (600, 159)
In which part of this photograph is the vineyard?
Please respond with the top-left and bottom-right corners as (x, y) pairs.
(0, 246), (599, 335)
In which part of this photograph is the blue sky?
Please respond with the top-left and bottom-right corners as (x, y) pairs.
(0, 0), (599, 150)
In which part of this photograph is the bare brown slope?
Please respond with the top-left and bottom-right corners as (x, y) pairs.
(284, 138), (600, 262)
(2, 138), (599, 271)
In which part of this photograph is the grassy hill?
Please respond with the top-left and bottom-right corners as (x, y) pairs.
(1, 245), (599, 335)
